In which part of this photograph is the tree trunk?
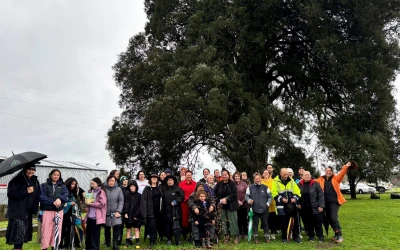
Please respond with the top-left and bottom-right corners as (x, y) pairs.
(349, 176), (357, 199)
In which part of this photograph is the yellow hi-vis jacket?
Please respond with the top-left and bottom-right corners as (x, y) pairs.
(271, 175), (301, 215)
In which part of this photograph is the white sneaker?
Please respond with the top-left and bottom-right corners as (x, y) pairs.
(300, 235), (303, 239)
(271, 234), (276, 240)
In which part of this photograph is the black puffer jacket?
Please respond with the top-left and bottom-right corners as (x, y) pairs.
(298, 180), (325, 214)
(162, 184), (184, 221)
(123, 180), (142, 223)
(7, 171), (40, 219)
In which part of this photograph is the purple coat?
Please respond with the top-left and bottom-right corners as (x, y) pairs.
(86, 188), (107, 225)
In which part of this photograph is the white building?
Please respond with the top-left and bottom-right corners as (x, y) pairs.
(0, 156), (109, 205)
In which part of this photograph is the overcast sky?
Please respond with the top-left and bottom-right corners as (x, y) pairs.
(0, 1), (399, 177)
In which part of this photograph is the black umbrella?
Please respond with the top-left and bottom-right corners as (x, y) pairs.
(172, 207), (181, 244)
(323, 212), (330, 236)
(0, 151), (47, 177)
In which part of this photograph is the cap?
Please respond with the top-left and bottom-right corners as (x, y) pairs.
(165, 168), (172, 174)
(150, 173), (160, 179)
(23, 163), (36, 171)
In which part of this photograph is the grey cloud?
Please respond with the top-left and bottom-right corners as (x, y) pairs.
(0, 0), (147, 170)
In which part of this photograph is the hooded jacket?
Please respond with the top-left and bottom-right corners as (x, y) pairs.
(141, 185), (163, 219)
(298, 179), (325, 214)
(188, 183), (216, 222)
(315, 164), (349, 205)
(271, 176), (301, 216)
(104, 183), (124, 227)
(123, 180), (142, 223)
(245, 183), (272, 214)
(7, 171), (40, 219)
(39, 178), (69, 212)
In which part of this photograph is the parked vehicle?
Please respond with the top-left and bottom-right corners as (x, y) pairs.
(340, 183), (351, 194)
(367, 182), (392, 193)
(356, 183), (376, 194)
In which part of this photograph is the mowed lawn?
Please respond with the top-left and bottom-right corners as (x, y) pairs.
(1, 193), (399, 250)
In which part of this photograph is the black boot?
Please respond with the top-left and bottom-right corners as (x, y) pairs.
(195, 240), (202, 248)
(105, 238), (111, 248)
(149, 241), (156, 248)
(135, 238), (141, 249)
(125, 239), (133, 247)
(113, 242), (119, 250)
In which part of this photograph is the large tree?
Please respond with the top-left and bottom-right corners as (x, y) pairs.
(107, 0), (400, 174)
(273, 142), (316, 178)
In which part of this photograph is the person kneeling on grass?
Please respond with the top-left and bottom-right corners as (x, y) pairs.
(123, 180), (142, 249)
(193, 190), (215, 249)
(245, 173), (272, 244)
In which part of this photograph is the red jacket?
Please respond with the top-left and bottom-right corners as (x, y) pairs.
(179, 180), (197, 227)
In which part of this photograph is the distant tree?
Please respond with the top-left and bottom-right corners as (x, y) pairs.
(318, 86), (400, 198)
(273, 142), (316, 178)
(107, 0), (400, 176)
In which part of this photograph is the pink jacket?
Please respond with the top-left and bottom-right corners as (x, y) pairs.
(86, 188), (107, 225)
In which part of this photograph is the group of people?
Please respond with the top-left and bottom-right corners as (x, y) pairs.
(5, 161), (351, 250)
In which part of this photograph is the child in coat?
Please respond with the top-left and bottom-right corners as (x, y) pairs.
(123, 180), (142, 249)
(193, 190), (215, 249)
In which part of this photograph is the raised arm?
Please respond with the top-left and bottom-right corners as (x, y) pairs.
(335, 162), (351, 183)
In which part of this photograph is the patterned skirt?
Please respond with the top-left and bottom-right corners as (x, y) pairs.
(6, 214), (33, 245)
(41, 210), (64, 249)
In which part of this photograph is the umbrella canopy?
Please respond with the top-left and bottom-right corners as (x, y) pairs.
(0, 151), (47, 177)
(247, 208), (253, 242)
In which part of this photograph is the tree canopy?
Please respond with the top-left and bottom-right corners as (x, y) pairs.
(107, 0), (400, 175)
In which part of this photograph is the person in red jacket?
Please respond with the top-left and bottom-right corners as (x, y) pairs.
(315, 162), (351, 243)
(179, 170), (197, 241)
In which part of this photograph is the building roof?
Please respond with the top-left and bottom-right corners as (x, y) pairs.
(0, 155), (110, 205)
(0, 156), (109, 171)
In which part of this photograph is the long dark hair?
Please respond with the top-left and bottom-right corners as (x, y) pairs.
(64, 177), (78, 197)
(109, 169), (119, 179)
(91, 177), (106, 192)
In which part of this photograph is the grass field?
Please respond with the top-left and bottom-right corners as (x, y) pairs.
(1, 193), (399, 250)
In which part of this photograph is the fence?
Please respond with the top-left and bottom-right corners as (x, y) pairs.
(0, 205), (39, 240)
